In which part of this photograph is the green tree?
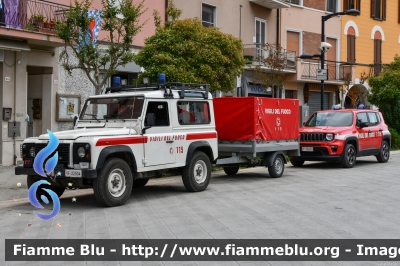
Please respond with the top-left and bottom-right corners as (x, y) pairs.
(56, 0), (146, 94)
(369, 55), (400, 132)
(135, 1), (246, 93)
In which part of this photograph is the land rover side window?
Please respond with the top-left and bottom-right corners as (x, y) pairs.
(144, 101), (169, 127)
(305, 112), (353, 127)
(80, 97), (144, 120)
(177, 101), (210, 125)
(367, 112), (380, 126)
(356, 112), (369, 127)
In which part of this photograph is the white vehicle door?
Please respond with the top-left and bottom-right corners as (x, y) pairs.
(142, 100), (176, 166)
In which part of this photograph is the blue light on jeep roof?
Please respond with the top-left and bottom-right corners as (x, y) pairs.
(158, 73), (166, 84)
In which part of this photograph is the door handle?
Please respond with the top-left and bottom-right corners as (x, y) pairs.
(379, 129), (383, 131)
(368, 130), (372, 133)
(166, 140), (174, 143)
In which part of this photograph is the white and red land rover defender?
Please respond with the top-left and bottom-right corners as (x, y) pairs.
(16, 83), (300, 207)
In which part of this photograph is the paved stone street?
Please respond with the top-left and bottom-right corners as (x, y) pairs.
(1, 151), (399, 266)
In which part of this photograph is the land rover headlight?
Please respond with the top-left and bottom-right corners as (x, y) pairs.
(29, 147), (35, 157)
(326, 133), (334, 141)
(77, 147), (86, 158)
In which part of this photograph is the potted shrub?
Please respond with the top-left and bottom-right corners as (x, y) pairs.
(50, 18), (56, 30)
(32, 14), (45, 28)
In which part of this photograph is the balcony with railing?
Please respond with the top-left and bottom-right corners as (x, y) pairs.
(248, 0), (291, 9)
(300, 59), (353, 82)
(243, 43), (297, 73)
(0, 0), (68, 34)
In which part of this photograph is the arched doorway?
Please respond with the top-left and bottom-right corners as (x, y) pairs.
(344, 83), (371, 109)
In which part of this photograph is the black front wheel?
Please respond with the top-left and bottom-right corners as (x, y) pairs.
(290, 159), (304, 167)
(93, 158), (133, 207)
(341, 144), (356, 168)
(268, 155), (285, 178)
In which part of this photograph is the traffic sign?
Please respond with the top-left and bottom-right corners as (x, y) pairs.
(316, 69), (328, 80)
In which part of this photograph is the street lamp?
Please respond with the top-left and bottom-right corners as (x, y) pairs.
(303, 9), (360, 111)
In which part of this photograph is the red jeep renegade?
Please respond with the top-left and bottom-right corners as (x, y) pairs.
(289, 109), (391, 168)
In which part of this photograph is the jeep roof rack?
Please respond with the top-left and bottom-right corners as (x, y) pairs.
(105, 82), (210, 99)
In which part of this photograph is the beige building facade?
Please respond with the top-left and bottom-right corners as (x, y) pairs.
(174, 0), (353, 114)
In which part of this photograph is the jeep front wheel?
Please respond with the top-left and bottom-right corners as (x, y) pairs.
(93, 158), (133, 207)
(341, 144), (356, 168)
(182, 151), (211, 192)
(290, 159), (304, 167)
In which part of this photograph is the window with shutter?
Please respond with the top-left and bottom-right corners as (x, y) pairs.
(374, 39), (382, 75)
(347, 35), (356, 63)
(327, 0), (337, 12)
(371, 0), (386, 20)
(344, 0), (361, 11)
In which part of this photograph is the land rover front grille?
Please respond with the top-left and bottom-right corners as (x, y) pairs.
(34, 143), (70, 165)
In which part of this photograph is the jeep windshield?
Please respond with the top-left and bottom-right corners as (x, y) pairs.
(305, 111), (353, 127)
(80, 97), (144, 121)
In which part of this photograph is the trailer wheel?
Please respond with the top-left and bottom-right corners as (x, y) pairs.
(223, 166), (239, 176)
(27, 175), (65, 199)
(268, 155), (284, 178)
(182, 151), (211, 192)
(93, 158), (133, 207)
(132, 178), (149, 188)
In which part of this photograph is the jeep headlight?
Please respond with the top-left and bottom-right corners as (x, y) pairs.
(77, 147), (86, 158)
(29, 147), (35, 157)
(326, 133), (334, 141)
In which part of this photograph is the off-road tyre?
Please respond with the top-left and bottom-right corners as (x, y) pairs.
(341, 143), (357, 168)
(376, 140), (390, 163)
(27, 175), (65, 200)
(182, 151), (211, 192)
(223, 166), (239, 176)
(268, 155), (285, 178)
(132, 178), (149, 188)
(290, 159), (304, 167)
(93, 158), (133, 207)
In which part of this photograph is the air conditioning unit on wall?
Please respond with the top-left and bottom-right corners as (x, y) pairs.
(0, 49), (4, 62)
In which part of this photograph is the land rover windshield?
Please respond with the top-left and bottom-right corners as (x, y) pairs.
(80, 96), (144, 120)
(305, 111), (353, 127)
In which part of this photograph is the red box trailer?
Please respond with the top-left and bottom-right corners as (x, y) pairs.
(213, 97), (300, 178)
(213, 97), (299, 141)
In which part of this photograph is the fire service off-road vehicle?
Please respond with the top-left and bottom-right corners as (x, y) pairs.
(16, 83), (300, 207)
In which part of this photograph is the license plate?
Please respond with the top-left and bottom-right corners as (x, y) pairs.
(65, 170), (82, 177)
(301, 147), (313, 152)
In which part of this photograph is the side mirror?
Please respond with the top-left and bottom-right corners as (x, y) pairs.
(73, 116), (78, 127)
(359, 121), (369, 128)
(142, 126), (151, 134)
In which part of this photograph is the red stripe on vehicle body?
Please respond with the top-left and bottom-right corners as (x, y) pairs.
(96, 136), (148, 146)
(186, 132), (217, 140)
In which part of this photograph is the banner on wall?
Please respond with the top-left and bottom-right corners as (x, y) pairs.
(78, 10), (102, 50)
